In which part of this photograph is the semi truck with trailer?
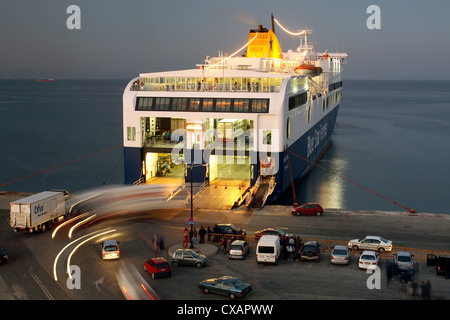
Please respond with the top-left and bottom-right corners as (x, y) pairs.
(10, 191), (67, 233)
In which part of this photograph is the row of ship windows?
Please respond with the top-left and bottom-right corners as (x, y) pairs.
(288, 92), (308, 111)
(135, 97), (269, 113)
(329, 81), (343, 92)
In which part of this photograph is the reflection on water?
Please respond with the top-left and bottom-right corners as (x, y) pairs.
(278, 142), (348, 209)
(316, 158), (348, 209)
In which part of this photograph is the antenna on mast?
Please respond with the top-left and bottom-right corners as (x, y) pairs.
(271, 13), (275, 34)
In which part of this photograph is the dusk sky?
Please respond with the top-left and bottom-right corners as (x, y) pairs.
(1, 0), (449, 80)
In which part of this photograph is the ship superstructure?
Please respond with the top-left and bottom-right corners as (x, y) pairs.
(122, 15), (348, 209)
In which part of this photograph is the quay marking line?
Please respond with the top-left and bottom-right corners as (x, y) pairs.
(29, 267), (54, 300)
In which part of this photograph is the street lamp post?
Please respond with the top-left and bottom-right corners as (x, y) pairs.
(187, 162), (207, 249)
(189, 164), (194, 249)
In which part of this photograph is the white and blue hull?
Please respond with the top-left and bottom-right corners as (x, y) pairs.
(123, 104), (339, 203)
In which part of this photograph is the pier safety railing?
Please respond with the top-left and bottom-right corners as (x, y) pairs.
(205, 234), (450, 262)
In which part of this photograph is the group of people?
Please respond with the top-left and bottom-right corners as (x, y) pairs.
(183, 226), (211, 246)
(283, 237), (303, 261)
(195, 80), (261, 92)
(131, 79), (144, 91)
(386, 261), (433, 299)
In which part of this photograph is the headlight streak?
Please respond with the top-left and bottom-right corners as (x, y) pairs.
(53, 228), (113, 281)
(51, 212), (90, 239)
(67, 193), (100, 214)
(66, 229), (116, 279)
(84, 210), (128, 228)
(68, 214), (96, 239)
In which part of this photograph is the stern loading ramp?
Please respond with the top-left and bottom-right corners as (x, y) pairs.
(246, 175), (276, 209)
(143, 158), (252, 210)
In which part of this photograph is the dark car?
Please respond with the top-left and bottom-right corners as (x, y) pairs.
(0, 248), (8, 264)
(427, 254), (450, 276)
(291, 203), (324, 216)
(254, 228), (295, 243)
(212, 224), (246, 238)
(144, 257), (172, 279)
(199, 276), (252, 299)
(300, 241), (320, 261)
(171, 249), (207, 268)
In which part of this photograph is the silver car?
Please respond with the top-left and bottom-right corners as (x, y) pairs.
(101, 239), (120, 260)
(171, 249), (207, 268)
(348, 235), (392, 253)
(330, 245), (349, 265)
(228, 240), (250, 259)
(394, 251), (415, 275)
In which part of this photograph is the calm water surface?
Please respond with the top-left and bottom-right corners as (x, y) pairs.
(1, 80), (449, 214)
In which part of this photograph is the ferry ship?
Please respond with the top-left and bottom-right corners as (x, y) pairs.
(122, 15), (348, 208)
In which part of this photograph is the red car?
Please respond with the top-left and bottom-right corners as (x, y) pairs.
(144, 257), (172, 279)
(291, 203), (324, 216)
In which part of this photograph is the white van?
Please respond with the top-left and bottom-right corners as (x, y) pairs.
(256, 235), (281, 264)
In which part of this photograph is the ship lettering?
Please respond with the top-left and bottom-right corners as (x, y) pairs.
(307, 123), (328, 158)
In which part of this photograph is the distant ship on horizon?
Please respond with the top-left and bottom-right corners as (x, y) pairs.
(37, 78), (55, 82)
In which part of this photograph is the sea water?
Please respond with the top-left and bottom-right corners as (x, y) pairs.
(1, 80), (449, 214)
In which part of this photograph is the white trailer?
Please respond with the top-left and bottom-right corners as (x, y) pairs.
(10, 191), (66, 233)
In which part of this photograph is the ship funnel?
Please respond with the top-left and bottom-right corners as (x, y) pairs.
(247, 25), (283, 59)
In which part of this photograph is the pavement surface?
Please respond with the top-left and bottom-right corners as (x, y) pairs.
(1, 189), (450, 305)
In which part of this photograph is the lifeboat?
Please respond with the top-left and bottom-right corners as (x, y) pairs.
(294, 63), (322, 76)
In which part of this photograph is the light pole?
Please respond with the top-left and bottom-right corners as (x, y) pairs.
(189, 163), (194, 249)
(187, 163), (207, 249)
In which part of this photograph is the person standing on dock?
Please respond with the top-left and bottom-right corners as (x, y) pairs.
(199, 226), (206, 244)
(183, 228), (189, 247)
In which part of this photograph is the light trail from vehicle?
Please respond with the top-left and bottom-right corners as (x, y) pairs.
(53, 228), (114, 281)
(51, 212), (90, 239)
(122, 286), (132, 300)
(67, 193), (100, 214)
(140, 283), (156, 300)
(66, 229), (116, 279)
(68, 214), (96, 239)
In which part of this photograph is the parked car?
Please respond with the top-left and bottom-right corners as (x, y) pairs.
(144, 257), (172, 279)
(291, 203), (324, 216)
(101, 239), (120, 260)
(358, 251), (380, 270)
(300, 241), (320, 261)
(0, 248), (8, 264)
(228, 240), (250, 260)
(171, 249), (207, 268)
(254, 228), (295, 243)
(199, 276), (252, 299)
(212, 224), (246, 239)
(393, 252), (415, 276)
(427, 254), (450, 276)
(330, 245), (350, 265)
(347, 235), (393, 253)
